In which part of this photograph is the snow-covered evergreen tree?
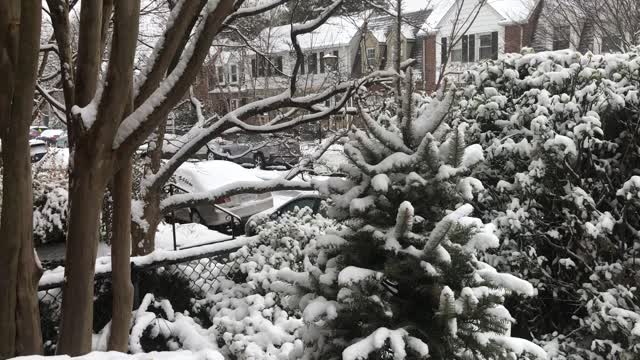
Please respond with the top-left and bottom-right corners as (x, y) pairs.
(457, 49), (640, 359)
(273, 70), (546, 359)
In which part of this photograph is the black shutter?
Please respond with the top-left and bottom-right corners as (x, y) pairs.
(491, 31), (498, 60)
(300, 54), (305, 74)
(251, 59), (257, 77)
(468, 34), (475, 62)
(462, 35), (468, 62)
(320, 52), (325, 73)
(441, 37), (447, 63)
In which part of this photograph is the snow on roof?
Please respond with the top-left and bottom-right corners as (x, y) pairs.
(368, 9), (431, 42)
(488, 0), (537, 24)
(173, 160), (265, 192)
(257, 15), (365, 53)
(38, 129), (65, 138)
(419, 0), (537, 35)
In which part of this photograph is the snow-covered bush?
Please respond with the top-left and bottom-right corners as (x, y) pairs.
(262, 71), (545, 359)
(191, 208), (339, 359)
(94, 293), (222, 355)
(32, 170), (68, 245)
(457, 49), (640, 357)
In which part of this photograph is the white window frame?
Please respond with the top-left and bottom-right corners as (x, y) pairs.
(477, 33), (493, 60)
(229, 98), (240, 111)
(230, 64), (238, 83)
(450, 41), (463, 63)
(366, 47), (376, 64)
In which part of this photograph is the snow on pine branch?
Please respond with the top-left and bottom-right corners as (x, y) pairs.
(160, 178), (315, 214)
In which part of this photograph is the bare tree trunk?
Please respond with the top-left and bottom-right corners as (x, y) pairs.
(0, 0), (43, 357)
(56, 155), (111, 355)
(108, 160), (134, 351)
(395, 0), (402, 101)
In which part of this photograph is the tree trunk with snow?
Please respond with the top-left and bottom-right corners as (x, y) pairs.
(0, 0), (43, 357)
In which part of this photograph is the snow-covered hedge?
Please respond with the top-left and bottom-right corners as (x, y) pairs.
(190, 208), (339, 359)
(32, 170), (68, 245)
(458, 49), (640, 358)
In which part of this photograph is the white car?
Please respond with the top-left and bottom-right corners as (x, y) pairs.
(30, 139), (48, 163)
(168, 160), (274, 232)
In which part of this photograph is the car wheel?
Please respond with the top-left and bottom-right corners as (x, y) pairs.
(253, 153), (266, 169)
(207, 151), (217, 161)
(190, 209), (204, 225)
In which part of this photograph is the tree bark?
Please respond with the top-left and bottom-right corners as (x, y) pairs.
(56, 154), (112, 355)
(0, 0), (43, 357)
(108, 160), (134, 351)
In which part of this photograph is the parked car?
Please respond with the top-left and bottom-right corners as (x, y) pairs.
(30, 139), (48, 163)
(168, 160), (274, 232)
(29, 125), (48, 139)
(244, 193), (325, 236)
(37, 129), (66, 146)
(137, 133), (217, 159)
(55, 134), (68, 148)
(207, 139), (302, 169)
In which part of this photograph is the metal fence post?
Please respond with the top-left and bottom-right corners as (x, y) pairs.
(170, 184), (177, 251)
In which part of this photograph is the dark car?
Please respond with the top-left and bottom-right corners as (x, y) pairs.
(207, 140), (302, 169)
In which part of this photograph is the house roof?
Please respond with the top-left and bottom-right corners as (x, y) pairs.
(256, 15), (365, 53)
(367, 9), (432, 42)
(419, 0), (538, 35)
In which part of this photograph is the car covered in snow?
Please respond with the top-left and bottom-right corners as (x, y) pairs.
(168, 160), (274, 232)
(244, 193), (325, 236)
(207, 139), (302, 169)
(29, 125), (48, 139)
(36, 128), (66, 146)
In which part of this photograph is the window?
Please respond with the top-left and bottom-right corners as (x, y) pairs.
(553, 26), (570, 50)
(300, 54), (305, 74)
(273, 56), (283, 73)
(251, 59), (257, 78)
(366, 48), (376, 65)
(450, 42), (463, 62)
(216, 66), (224, 83)
(479, 34), (493, 60)
(307, 53), (318, 74)
(229, 98), (239, 111)
(230, 64), (238, 83)
(258, 57), (267, 77)
(320, 52), (325, 73)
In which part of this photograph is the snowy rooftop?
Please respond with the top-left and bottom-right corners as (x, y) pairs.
(367, 9), (432, 42)
(419, 0), (538, 34)
(256, 15), (365, 53)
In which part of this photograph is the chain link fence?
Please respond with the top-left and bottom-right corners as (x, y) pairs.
(38, 243), (249, 354)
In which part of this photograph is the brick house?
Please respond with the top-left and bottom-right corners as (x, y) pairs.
(193, 10), (431, 128)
